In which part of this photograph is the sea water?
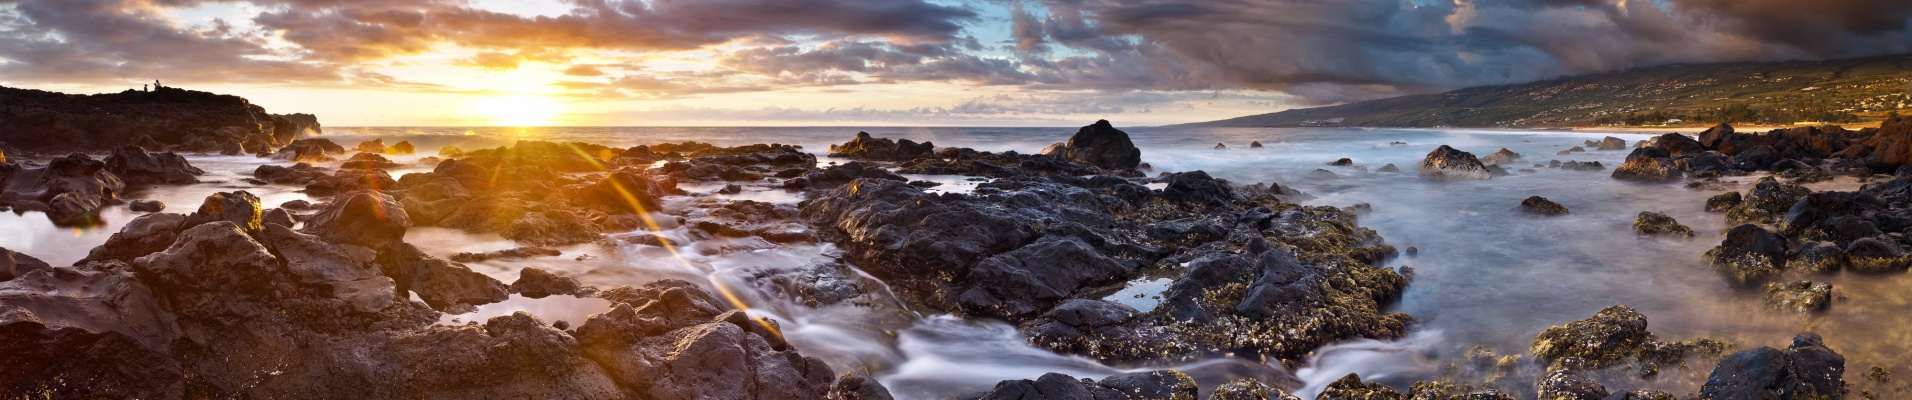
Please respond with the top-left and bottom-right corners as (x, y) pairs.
(4, 126), (1905, 398)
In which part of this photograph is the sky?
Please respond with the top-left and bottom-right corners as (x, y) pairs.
(0, 0), (1909, 127)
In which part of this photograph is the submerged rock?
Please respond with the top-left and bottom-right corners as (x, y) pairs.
(1328, 157), (1353, 166)
(1632, 212), (1693, 237)
(1704, 191), (1742, 212)
(1611, 147), (1684, 182)
(1377, 163), (1400, 173)
(1596, 136), (1628, 151)
(1249, 141), (1264, 149)
(128, 199), (165, 212)
(1419, 145), (1492, 181)
(1517, 196), (1570, 216)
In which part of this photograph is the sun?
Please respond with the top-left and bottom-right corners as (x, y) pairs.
(471, 95), (562, 126)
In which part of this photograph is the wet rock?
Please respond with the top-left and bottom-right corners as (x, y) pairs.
(1704, 192), (1742, 212)
(1632, 212), (1693, 237)
(257, 224), (396, 313)
(1307, 169), (1340, 179)
(1210, 379), (1289, 400)
(1653, 133), (1706, 156)
(83, 213), (186, 262)
(1762, 281), (1831, 313)
(1725, 178), (1809, 225)
(128, 199), (164, 212)
(353, 138), (387, 154)
(1317, 373), (1404, 399)
(1419, 145), (1492, 181)
(1611, 147), (1683, 182)
(103, 145), (203, 184)
(1215, 143), (1228, 150)
(438, 146), (464, 157)
(509, 267), (587, 298)
(575, 284), (835, 399)
(263, 208), (296, 227)
(1482, 148), (1523, 165)
(47, 192), (106, 224)
(1517, 196), (1570, 216)
(1530, 306), (1650, 368)
(378, 243), (508, 312)
(388, 140), (415, 155)
(1596, 136), (1628, 151)
(0, 247), (51, 282)
(1378, 163), (1400, 173)
(831, 372), (895, 400)
(301, 190), (411, 249)
(1706, 224), (1789, 285)
(304, 168), (397, 196)
(0, 153), (125, 204)
(828, 132), (935, 161)
(1098, 370), (1199, 399)
(1328, 158), (1354, 166)
(1249, 141), (1265, 149)
(1699, 333), (1844, 399)
(1538, 358), (1610, 400)
(273, 138), (347, 162)
(1844, 237), (1909, 273)
(971, 371), (1192, 400)
(578, 169), (681, 213)
(783, 161), (905, 191)
(183, 191), (262, 231)
(254, 162), (328, 184)
(340, 152), (404, 169)
(281, 199), (313, 210)
(1606, 390), (1678, 400)
(1160, 170), (1236, 207)
(1060, 120), (1143, 169)
(450, 247), (563, 263)
(1790, 241), (1847, 274)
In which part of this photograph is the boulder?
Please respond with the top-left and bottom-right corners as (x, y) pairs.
(1699, 333), (1844, 399)
(1611, 147), (1684, 182)
(301, 191), (412, 249)
(827, 132), (934, 161)
(353, 139), (387, 154)
(1697, 123), (1734, 149)
(1596, 136), (1628, 151)
(970, 371), (1193, 400)
(1538, 358), (1609, 400)
(377, 244), (508, 312)
(830, 372), (895, 400)
(1481, 148), (1522, 165)
(1632, 212), (1693, 237)
(1418, 145), (1492, 181)
(1215, 143), (1228, 150)
(1377, 163), (1400, 173)
(1530, 305), (1650, 368)
(1844, 237), (1909, 273)
(103, 145), (203, 184)
(510, 267), (587, 299)
(128, 199), (164, 212)
(1249, 141), (1265, 149)
(273, 138), (347, 163)
(388, 141), (416, 155)
(1517, 196), (1570, 216)
(47, 192), (106, 224)
(340, 152), (404, 170)
(0, 247), (51, 282)
(1, 153), (125, 203)
(1762, 281), (1831, 313)
(1060, 120), (1143, 169)
(1328, 158), (1354, 166)
(183, 191), (263, 231)
(1704, 192), (1742, 212)
(1705, 224), (1788, 285)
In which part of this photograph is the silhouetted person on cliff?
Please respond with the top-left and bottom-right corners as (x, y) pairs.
(154, 80), (162, 90)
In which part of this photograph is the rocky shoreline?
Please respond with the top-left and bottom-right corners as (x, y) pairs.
(0, 87), (1891, 400)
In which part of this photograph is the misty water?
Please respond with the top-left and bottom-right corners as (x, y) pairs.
(5, 126), (1906, 398)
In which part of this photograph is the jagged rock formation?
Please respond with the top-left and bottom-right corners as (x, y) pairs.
(0, 86), (318, 155)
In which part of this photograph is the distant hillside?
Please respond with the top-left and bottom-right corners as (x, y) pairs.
(1185, 55), (1912, 128)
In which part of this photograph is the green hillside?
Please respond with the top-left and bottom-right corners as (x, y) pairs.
(1185, 55), (1912, 128)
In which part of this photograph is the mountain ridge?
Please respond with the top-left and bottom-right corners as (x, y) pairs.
(1183, 54), (1912, 128)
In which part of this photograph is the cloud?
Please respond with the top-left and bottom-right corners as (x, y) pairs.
(1, 0), (1910, 113)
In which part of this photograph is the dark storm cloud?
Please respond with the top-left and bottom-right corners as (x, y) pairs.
(3, 0), (1911, 105)
(1009, 0), (1912, 102)
(0, 0), (340, 83)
